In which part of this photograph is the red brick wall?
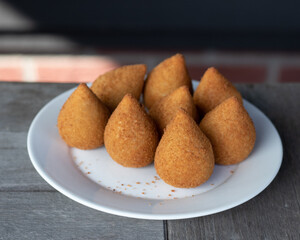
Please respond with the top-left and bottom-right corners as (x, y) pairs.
(0, 51), (299, 83)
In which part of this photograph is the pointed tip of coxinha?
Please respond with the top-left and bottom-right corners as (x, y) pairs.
(91, 64), (147, 111)
(144, 53), (192, 109)
(193, 67), (242, 113)
(166, 108), (195, 130)
(116, 93), (140, 110)
(149, 86), (199, 134)
(199, 96), (256, 165)
(155, 109), (214, 188)
(104, 94), (159, 168)
(57, 83), (110, 150)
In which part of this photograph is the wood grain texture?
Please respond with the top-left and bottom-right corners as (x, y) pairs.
(0, 83), (76, 192)
(0, 82), (164, 240)
(0, 83), (299, 240)
(0, 83), (76, 132)
(168, 84), (300, 240)
(0, 192), (164, 240)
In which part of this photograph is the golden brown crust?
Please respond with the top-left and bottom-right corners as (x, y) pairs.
(57, 83), (110, 150)
(155, 109), (214, 188)
(199, 96), (256, 165)
(104, 94), (159, 168)
(149, 86), (199, 134)
(91, 64), (146, 111)
(143, 54), (192, 109)
(193, 67), (242, 113)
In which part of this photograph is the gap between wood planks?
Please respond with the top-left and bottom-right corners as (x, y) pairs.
(163, 220), (169, 240)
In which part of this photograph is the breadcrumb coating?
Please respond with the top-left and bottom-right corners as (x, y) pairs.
(57, 83), (110, 149)
(104, 94), (159, 168)
(144, 54), (192, 109)
(91, 64), (146, 111)
(199, 96), (256, 165)
(155, 109), (214, 188)
(193, 67), (242, 113)
(149, 86), (199, 134)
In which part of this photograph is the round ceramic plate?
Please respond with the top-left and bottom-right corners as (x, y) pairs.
(27, 81), (283, 220)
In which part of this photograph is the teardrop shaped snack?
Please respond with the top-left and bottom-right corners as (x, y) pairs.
(155, 109), (214, 188)
(193, 67), (242, 113)
(57, 83), (110, 150)
(144, 54), (192, 109)
(149, 86), (199, 134)
(199, 96), (256, 165)
(104, 94), (159, 167)
(91, 64), (146, 111)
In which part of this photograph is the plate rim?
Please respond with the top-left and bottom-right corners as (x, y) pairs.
(27, 81), (283, 220)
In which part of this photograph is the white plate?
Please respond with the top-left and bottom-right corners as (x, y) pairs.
(27, 81), (283, 220)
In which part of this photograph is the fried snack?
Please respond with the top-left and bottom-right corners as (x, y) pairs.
(149, 86), (199, 134)
(193, 67), (242, 113)
(155, 109), (214, 188)
(104, 94), (159, 168)
(199, 96), (256, 165)
(91, 64), (146, 111)
(57, 83), (110, 150)
(143, 54), (192, 109)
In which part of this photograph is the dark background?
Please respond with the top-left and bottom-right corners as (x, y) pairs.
(1, 0), (300, 51)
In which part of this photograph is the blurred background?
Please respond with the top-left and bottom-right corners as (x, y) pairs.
(0, 0), (300, 83)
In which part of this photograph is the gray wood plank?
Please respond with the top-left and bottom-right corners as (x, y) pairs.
(0, 82), (76, 132)
(0, 82), (299, 240)
(0, 83), (77, 191)
(0, 82), (165, 239)
(0, 131), (55, 191)
(0, 146), (54, 192)
(167, 84), (300, 240)
(167, 186), (299, 239)
(0, 192), (165, 240)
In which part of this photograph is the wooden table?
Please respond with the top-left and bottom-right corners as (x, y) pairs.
(0, 82), (299, 240)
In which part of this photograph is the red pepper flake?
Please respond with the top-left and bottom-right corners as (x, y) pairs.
(152, 181), (155, 183)
(146, 182), (150, 185)
(230, 170), (235, 174)
(168, 194), (172, 197)
(171, 190), (175, 192)
(142, 192), (145, 195)
(127, 184), (132, 187)
(136, 182), (141, 184)
(173, 197), (177, 199)
(87, 172), (91, 174)
(121, 184), (124, 186)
